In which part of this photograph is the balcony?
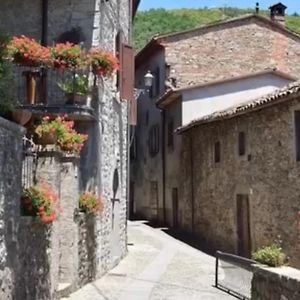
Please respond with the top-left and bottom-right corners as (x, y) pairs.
(14, 66), (96, 121)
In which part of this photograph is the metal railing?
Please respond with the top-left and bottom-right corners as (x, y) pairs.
(14, 66), (91, 106)
(215, 251), (256, 300)
(22, 137), (37, 189)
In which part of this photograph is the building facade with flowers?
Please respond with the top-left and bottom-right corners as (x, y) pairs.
(0, 0), (137, 299)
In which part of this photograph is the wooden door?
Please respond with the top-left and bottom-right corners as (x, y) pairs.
(172, 188), (179, 229)
(236, 194), (251, 258)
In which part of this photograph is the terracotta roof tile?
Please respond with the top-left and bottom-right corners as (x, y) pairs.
(177, 80), (300, 133)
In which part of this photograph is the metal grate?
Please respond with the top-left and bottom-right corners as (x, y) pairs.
(22, 137), (37, 189)
(215, 251), (256, 300)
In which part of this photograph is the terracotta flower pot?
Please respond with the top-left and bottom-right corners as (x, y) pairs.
(35, 132), (57, 145)
(65, 93), (87, 105)
(12, 109), (32, 125)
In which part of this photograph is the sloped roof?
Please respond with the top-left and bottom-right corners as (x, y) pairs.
(177, 80), (300, 134)
(156, 69), (297, 109)
(136, 14), (300, 64)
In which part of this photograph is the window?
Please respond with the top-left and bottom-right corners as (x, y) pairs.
(148, 124), (160, 156)
(238, 131), (246, 156)
(167, 120), (174, 148)
(214, 141), (221, 163)
(295, 111), (300, 161)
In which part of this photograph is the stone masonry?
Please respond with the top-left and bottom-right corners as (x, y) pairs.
(252, 265), (300, 300)
(0, 117), (24, 300)
(161, 16), (300, 88)
(180, 96), (300, 268)
(133, 14), (300, 227)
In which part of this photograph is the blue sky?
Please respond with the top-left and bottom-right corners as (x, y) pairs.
(139, 1), (300, 14)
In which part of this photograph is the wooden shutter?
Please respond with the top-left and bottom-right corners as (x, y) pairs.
(121, 43), (135, 124)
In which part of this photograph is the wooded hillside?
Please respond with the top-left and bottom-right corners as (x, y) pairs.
(133, 8), (300, 50)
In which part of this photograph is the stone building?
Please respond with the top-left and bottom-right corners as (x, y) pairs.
(131, 3), (300, 229)
(177, 81), (300, 268)
(0, 0), (138, 299)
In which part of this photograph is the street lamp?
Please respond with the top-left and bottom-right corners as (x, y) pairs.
(144, 70), (154, 88)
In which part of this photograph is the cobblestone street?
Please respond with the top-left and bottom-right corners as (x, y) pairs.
(62, 221), (235, 300)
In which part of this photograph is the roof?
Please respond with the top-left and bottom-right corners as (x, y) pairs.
(176, 80), (300, 134)
(156, 69), (297, 109)
(136, 14), (300, 64)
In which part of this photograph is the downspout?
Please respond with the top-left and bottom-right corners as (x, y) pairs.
(189, 134), (195, 233)
(41, 0), (48, 46)
(41, 0), (48, 103)
(161, 109), (166, 225)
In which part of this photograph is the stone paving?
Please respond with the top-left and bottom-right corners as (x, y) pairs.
(62, 221), (236, 300)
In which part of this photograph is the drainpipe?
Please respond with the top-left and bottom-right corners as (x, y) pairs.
(189, 134), (195, 233)
(161, 109), (166, 225)
(41, 0), (48, 46)
(41, 0), (48, 104)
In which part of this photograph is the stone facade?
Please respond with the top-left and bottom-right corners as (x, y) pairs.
(161, 16), (300, 88)
(0, 0), (133, 298)
(180, 96), (300, 268)
(133, 14), (300, 227)
(0, 117), (24, 300)
(251, 265), (300, 300)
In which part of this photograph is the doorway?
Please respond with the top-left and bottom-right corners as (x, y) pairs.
(236, 194), (251, 258)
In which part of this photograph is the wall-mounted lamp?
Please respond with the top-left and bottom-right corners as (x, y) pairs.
(144, 70), (154, 88)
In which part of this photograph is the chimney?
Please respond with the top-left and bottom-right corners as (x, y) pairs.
(269, 2), (287, 27)
(255, 2), (259, 14)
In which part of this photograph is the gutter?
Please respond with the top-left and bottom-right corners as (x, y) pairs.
(189, 135), (195, 233)
(161, 109), (166, 225)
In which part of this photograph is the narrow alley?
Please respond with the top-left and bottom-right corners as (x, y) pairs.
(62, 221), (235, 300)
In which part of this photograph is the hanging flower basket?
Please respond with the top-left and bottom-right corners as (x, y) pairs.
(6, 35), (51, 67)
(79, 192), (104, 215)
(21, 183), (60, 224)
(88, 48), (119, 77)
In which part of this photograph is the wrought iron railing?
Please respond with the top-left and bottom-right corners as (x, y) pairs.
(22, 137), (37, 189)
(215, 251), (256, 300)
(13, 66), (92, 107)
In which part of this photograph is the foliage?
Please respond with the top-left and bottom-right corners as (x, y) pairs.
(252, 244), (287, 267)
(89, 48), (119, 77)
(51, 42), (87, 70)
(6, 35), (51, 67)
(0, 34), (16, 115)
(21, 183), (59, 224)
(79, 192), (104, 215)
(134, 8), (300, 50)
(58, 73), (90, 95)
(35, 116), (88, 154)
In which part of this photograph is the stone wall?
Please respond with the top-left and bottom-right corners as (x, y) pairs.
(251, 265), (300, 300)
(180, 96), (300, 268)
(162, 17), (300, 88)
(78, 214), (97, 286)
(0, 117), (24, 300)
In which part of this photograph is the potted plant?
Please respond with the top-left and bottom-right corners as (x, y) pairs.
(51, 42), (87, 71)
(79, 192), (104, 215)
(89, 48), (119, 77)
(58, 73), (91, 104)
(21, 183), (59, 224)
(6, 36), (50, 104)
(34, 116), (59, 145)
(34, 116), (88, 153)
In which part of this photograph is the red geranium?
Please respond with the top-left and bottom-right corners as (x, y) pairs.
(88, 48), (119, 77)
(21, 183), (60, 224)
(7, 35), (51, 67)
(51, 42), (87, 70)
